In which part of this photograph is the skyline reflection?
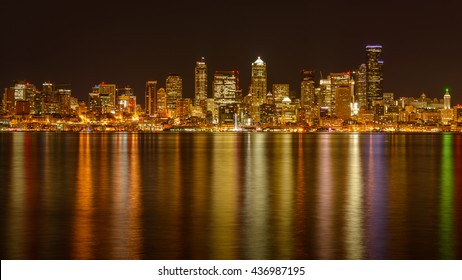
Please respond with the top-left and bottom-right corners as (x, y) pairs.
(0, 132), (461, 260)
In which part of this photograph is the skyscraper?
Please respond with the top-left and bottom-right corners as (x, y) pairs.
(195, 57), (208, 105)
(145, 81), (157, 116)
(213, 70), (240, 122)
(354, 63), (367, 110)
(250, 57), (267, 104)
(444, 88), (451, 109)
(366, 45), (384, 110)
(166, 74), (182, 117)
(98, 82), (117, 113)
(300, 70), (316, 118)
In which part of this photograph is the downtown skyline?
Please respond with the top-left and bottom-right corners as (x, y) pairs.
(1, 1), (460, 104)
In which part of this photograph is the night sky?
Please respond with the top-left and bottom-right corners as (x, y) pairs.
(2, 0), (461, 105)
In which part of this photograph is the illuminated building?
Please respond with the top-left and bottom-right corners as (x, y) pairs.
(195, 57), (208, 105)
(300, 70), (316, 119)
(15, 100), (30, 115)
(57, 89), (71, 116)
(218, 104), (238, 126)
(330, 72), (351, 116)
(281, 96), (296, 124)
(157, 87), (167, 117)
(354, 64), (367, 110)
(98, 82), (117, 113)
(3, 87), (15, 115)
(213, 70), (240, 123)
(272, 84), (289, 100)
(318, 78), (331, 115)
(176, 98), (191, 120)
(88, 85), (101, 115)
(118, 85), (136, 115)
(145, 81), (157, 116)
(335, 87), (351, 120)
(366, 45), (384, 109)
(166, 73), (182, 117)
(250, 57), (267, 105)
(444, 88), (451, 109)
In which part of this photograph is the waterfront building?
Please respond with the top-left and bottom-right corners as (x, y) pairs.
(251, 57), (267, 104)
(118, 85), (136, 115)
(335, 87), (351, 120)
(145, 81), (158, 116)
(213, 70), (240, 123)
(354, 64), (367, 110)
(300, 70), (316, 120)
(176, 98), (191, 120)
(366, 45), (384, 110)
(166, 74), (182, 117)
(195, 57), (208, 105)
(98, 82), (117, 113)
(330, 72), (350, 116)
(157, 87), (167, 117)
(444, 88), (451, 109)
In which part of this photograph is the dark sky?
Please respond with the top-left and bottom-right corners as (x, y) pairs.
(1, 0), (461, 105)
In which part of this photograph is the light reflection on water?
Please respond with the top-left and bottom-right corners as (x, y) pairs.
(0, 132), (461, 260)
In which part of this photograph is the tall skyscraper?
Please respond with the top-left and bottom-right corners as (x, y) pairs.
(145, 81), (157, 116)
(354, 64), (367, 110)
(250, 57), (267, 104)
(366, 45), (384, 110)
(444, 88), (451, 109)
(157, 88), (167, 117)
(98, 82), (117, 112)
(330, 72), (350, 116)
(213, 70), (240, 122)
(166, 74), (182, 117)
(300, 70), (316, 118)
(195, 57), (208, 105)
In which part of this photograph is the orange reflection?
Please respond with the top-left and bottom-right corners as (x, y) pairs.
(72, 134), (94, 259)
(316, 134), (333, 259)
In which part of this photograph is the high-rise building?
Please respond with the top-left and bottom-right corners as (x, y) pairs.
(354, 64), (367, 110)
(213, 70), (240, 122)
(157, 88), (167, 117)
(166, 73), (182, 117)
(118, 85), (136, 115)
(272, 84), (290, 100)
(366, 45), (384, 109)
(444, 88), (451, 109)
(145, 81), (157, 116)
(335, 87), (351, 120)
(300, 70), (316, 118)
(250, 57), (267, 104)
(195, 57), (208, 105)
(98, 82), (117, 113)
(330, 72), (350, 116)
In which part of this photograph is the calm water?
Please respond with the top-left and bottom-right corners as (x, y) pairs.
(0, 132), (461, 260)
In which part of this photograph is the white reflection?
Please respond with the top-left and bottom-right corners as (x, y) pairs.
(345, 134), (364, 259)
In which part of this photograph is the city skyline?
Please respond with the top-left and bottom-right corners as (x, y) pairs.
(1, 1), (460, 104)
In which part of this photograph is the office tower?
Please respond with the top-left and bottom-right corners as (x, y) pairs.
(330, 72), (350, 116)
(318, 78), (331, 115)
(213, 70), (240, 122)
(195, 57), (208, 105)
(57, 89), (71, 115)
(98, 82), (117, 112)
(145, 81), (157, 116)
(444, 88), (451, 109)
(272, 84), (290, 100)
(366, 45), (384, 109)
(166, 73), (182, 116)
(354, 64), (367, 110)
(118, 85), (136, 115)
(176, 98), (191, 120)
(89, 85), (101, 115)
(335, 87), (351, 120)
(300, 70), (316, 118)
(250, 57), (267, 104)
(157, 88), (167, 117)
